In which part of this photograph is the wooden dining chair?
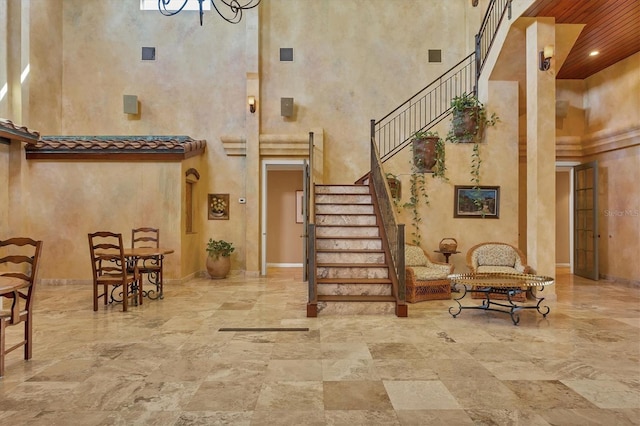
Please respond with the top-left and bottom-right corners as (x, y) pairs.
(0, 237), (43, 377)
(88, 232), (139, 312)
(131, 227), (164, 299)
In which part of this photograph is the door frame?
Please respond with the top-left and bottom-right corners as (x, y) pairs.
(556, 161), (579, 273)
(260, 159), (306, 276)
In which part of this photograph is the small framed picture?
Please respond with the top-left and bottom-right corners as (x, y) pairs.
(208, 193), (229, 220)
(454, 186), (500, 218)
(295, 190), (304, 223)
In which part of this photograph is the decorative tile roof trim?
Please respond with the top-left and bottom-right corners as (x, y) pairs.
(25, 135), (207, 160)
(0, 119), (40, 144)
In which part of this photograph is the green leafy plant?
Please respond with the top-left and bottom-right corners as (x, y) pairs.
(402, 131), (448, 245)
(446, 93), (499, 210)
(411, 130), (446, 177)
(445, 93), (498, 145)
(206, 239), (234, 260)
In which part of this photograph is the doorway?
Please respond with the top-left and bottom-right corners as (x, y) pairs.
(260, 160), (305, 275)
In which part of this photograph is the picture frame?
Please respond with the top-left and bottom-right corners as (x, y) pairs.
(208, 193), (229, 220)
(454, 186), (500, 218)
(295, 190), (304, 223)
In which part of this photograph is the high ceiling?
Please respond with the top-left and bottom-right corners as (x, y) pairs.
(521, 0), (640, 79)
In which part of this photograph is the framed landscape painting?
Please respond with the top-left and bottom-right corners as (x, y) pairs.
(454, 186), (500, 218)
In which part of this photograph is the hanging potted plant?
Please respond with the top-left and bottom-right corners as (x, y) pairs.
(446, 93), (499, 210)
(385, 172), (401, 200)
(445, 93), (498, 145)
(411, 130), (445, 173)
(402, 133), (447, 246)
(205, 238), (234, 279)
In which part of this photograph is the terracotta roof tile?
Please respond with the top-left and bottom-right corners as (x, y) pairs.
(0, 119), (40, 144)
(25, 135), (207, 160)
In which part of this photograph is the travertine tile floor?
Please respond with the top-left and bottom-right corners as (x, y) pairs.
(1, 268), (638, 425)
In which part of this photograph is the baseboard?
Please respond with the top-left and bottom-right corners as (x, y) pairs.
(266, 263), (303, 268)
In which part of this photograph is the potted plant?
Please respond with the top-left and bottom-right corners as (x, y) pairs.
(402, 132), (447, 245)
(385, 172), (401, 200)
(445, 93), (498, 145)
(446, 93), (499, 209)
(411, 130), (445, 174)
(205, 238), (234, 279)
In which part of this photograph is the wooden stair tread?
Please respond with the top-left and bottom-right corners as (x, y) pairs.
(317, 262), (388, 268)
(317, 295), (396, 302)
(317, 278), (392, 284)
(315, 236), (381, 240)
(315, 212), (376, 215)
(316, 248), (385, 253)
(315, 224), (378, 227)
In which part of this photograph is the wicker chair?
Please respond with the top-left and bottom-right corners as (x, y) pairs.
(466, 242), (532, 302)
(405, 244), (453, 303)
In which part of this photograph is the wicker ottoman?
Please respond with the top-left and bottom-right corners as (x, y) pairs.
(405, 269), (452, 303)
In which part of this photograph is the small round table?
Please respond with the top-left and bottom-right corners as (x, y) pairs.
(433, 250), (460, 264)
(447, 272), (554, 325)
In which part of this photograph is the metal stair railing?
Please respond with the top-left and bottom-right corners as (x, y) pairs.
(476, 0), (512, 81)
(372, 53), (476, 163)
(370, 138), (405, 305)
(371, 0), (512, 164)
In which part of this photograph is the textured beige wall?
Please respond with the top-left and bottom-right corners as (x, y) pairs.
(25, 160), (182, 283)
(260, 0), (484, 184)
(583, 54), (640, 283)
(28, 0), (63, 133)
(589, 146), (640, 282)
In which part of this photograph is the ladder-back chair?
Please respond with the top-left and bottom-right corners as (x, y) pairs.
(0, 237), (43, 377)
(131, 227), (164, 299)
(88, 232), (139, 312)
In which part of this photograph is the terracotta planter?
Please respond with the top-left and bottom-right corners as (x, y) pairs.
(387, 177), (401, 200)
(451, 107), (483, 143)
(412, 136), (439, 173)
(206, 255), (231, 279)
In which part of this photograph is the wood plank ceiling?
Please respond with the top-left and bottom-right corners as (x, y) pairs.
(521, 0), (640, 79)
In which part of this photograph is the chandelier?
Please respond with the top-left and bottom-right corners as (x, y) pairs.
(158, 0), (261, 26)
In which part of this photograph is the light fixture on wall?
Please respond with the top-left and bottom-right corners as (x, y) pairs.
(539, 45), (554, 71)
(248, 96), (256, 113)
(157, 0), (261, 26)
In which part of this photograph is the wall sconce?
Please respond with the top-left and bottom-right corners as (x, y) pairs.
(248, 96), (256, 113)
(539, 45), (554, 71)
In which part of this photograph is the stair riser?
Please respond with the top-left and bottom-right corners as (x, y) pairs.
(316, 185), (370, 195)
(317, 301), (396, 315)
(316, 227), (380, 238)
(318, 267), (389, 279)
(315, 194), (372, 204)
(317, 284), (392, 296)
(316, 239), (382, 250)
(315, 204), (374, 215)
(316, 215), (377, 226)
(317, 252), (385, 264)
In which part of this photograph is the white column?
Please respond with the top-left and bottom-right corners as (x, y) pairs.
(526, 18), (556, 279)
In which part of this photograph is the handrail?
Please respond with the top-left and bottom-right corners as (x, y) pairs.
(372, 54), (476, 162)
(306, 132), (315, 298)
(371, 0), (512, 164)
(370, 137), (405, 303)
(476, 0), (512, 80)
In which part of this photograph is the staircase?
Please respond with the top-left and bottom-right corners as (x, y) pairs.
(307, 183), (404, 316)
(305, 1), (511, 317)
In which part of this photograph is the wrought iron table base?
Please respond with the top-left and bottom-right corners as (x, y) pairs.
(141, 270), (163, 300)
(109, 283), (140, 306)
(449, 285), (550, 325)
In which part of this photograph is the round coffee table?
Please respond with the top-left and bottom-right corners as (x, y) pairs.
(447, 272), (554, 325)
